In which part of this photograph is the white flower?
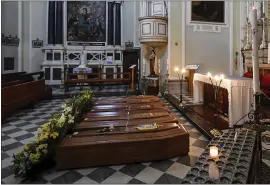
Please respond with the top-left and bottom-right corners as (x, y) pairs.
(37, 128), (42, 134)
(61, 103), (67, 109)
(67, 115), (74, 124)
(58, 113), (66, 123)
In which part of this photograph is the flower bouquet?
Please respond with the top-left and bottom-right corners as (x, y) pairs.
(12, 90), (93, 178)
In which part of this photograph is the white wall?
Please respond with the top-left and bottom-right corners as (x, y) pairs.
(185, 28), (230, 74)
(122, 1), (135, 44)
(168, 2), (240, 78)
(22, 1), (30, 72)
(1, 1), (19, 73)
(30, 1), (47, 72)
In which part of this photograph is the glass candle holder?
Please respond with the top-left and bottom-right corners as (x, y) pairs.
(210, 146), (219, 158)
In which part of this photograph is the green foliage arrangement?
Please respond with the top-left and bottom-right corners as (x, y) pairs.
(12, 90), (93, 177)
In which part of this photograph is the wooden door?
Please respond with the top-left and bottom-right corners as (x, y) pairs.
(123, 50), (140, 83)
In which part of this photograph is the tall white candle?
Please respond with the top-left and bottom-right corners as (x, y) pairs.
(251, 7), (260, 93)
(268, 43), (270, 64)
(142, 59), (145, 74)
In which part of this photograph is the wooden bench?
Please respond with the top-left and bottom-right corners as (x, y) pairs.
(64, 69), (135, 92)
(2, 79), (52, 121)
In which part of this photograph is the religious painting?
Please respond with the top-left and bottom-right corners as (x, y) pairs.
(191, 1), (225, 24)
(67, 1), (106, 44)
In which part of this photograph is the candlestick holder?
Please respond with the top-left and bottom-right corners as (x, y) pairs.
(140, 76), (148, 95)
(244, 20), (252, 50)
(175, 68), (186, 109)
(260, 14), (268, 49)
(164, 73), (169, 95)
(158, 74), (162, 97)
(207, 73), (224, 124)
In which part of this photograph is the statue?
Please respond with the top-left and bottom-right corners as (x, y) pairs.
(78, 46), (87, 68)
(149, 48), (157, 77)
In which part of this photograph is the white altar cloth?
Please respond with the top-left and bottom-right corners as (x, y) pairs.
(193, 73), (253, 127)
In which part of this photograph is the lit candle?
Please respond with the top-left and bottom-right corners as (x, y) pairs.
(167, 59), (169, 72)
(210, 146), (219, 158)
(220, 74), (224, 80)
(251, 7), (260, 93)
(207, 72), (212, 78)
(181, 68), (186, 74)
(214, 75), (219, 81)
(142, 59), (145, 74)
(268, 43), (270, 64)
(174, 67), (179, 72)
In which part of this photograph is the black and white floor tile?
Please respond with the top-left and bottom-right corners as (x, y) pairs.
(2, 88), (269, 184)
(52, 85), (130, 97)
(171, 93), (201, 106)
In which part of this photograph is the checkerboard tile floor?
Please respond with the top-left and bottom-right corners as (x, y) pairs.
(171, 93), (202, 106)
(52, 85), (130, 96)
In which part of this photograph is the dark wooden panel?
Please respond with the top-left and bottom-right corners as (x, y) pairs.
(105, 67), (114, 79)
(44, 68), (51, 80)
(52, 68), (61, 80)
(46, 52), (53, 61)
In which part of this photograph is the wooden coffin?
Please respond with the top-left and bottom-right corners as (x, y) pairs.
(83, 110), (171, 121)
(73, 114), (179, 132)
(90, 101), (165, 112)
(56, 123), (189, 170)
(93, 95), (162, 105)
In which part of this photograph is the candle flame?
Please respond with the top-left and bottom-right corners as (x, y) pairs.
(220, 74), (224, 80)
(181, 68), (186, 73)
(174, 67), (179, 72)
(207, 72), (212, 77)
(214, 75), (219, 81)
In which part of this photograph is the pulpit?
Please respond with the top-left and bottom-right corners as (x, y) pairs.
(193, 73), (253, 127)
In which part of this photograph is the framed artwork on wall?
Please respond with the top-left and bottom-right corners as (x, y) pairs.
(6, 35), (14, 45)
(66, 1), (106, 45)
(1, 34), (6, 45)
(13, 36), (20, 46)
(32, 38), (43, 48)
(191, 1), (225, 24)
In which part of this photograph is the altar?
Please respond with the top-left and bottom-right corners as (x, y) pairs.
(193, 73), (253, 127)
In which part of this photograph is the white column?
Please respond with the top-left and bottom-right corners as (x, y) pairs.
(239, 1), (246, 76)
(18, 1), (22, 72)
(251, 7), (260, 94)
(167, 1), (171, 76)
(29, 1), (32, 72)
(140, 2), (148, 17)
(181, 1), (186, 69)
(229, 1), (234, 76)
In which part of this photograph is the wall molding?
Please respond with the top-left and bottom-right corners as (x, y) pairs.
(229, 1), (234, 76)
(18, 1), (22, 72)
(182, 2), (186, 69)
(167, 1), (171, 75)
(186, 2), (229, 33)
(239, 1), (245, 76)
(29, 1), (32, 72)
